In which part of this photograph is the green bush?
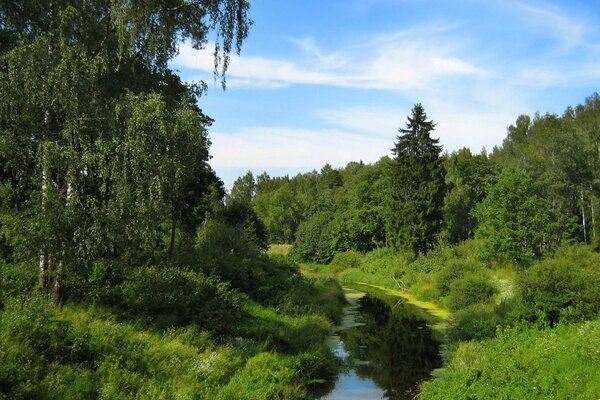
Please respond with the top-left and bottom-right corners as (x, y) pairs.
(118, 266), (243, 330)
(360, 247), (409, 276)
(329, 250), (362, 273)
(197, 220), (260, 260)
(0, 263), (37, 306)
(434, 259), (482, 297)
(519, 245), (600, 325)
(289, 212), (335, 264)
(1, 295), (83, 363)
(444, 272), (498, 311)
(451, 303), (504, 341)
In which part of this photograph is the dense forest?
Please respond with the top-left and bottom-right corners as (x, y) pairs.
(2, 0), (600, 399)
(246, 98), (600, 262)
(246, 97), (600, 397)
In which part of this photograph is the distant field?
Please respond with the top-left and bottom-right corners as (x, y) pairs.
(267, 244), (292, 255)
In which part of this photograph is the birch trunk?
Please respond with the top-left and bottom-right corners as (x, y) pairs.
(581, 187), (587, 245)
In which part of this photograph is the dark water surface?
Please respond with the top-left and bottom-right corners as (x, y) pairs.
(316, 288), (443, 400)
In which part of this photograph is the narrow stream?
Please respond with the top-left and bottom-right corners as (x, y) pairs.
(317, 288), (444, 400)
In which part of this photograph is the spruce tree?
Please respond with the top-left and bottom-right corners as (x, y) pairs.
(388, 104), (445, 257)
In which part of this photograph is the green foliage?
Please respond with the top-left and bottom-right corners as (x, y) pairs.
(419, 319), (600, 399)
(229, 171), (256, 205)
(388, 104), (445, 257)
(433, 259), (482, 297)
(451, 303), (504, 341)
(0, 0), (250, 299)
(0, 263), (37, 305)
(329, 250), (362, 273)
(443, 272), (498, 311)
(290, 211), (335, 263)
(221, 201), (269, 251)
(518, 245), (600, 326)
(475, 167), (549, 263)
(443, 148), (498, 244)
(118, 266), (242, 331)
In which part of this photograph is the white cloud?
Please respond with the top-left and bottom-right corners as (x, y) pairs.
(209, 127), (390, 170)
(517, 1), (587, 50)
(317, 107), (407, 138)
(317, 104), (516, 156)
(173, 24), (486, 91)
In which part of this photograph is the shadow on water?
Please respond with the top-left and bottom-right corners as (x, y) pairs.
(314, 289), (443, 400)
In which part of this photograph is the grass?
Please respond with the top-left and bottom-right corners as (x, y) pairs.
(0, 259), (346, 400)
(267, 244), (292, 256)
(419, 318), (600, 399)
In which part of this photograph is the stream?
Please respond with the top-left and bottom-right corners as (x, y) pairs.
(315, 287), (444, 400)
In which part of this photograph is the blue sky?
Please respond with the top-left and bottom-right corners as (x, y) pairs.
(171, 0), (600, 189)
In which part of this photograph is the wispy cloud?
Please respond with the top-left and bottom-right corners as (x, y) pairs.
(173, 24), (486, 91)
(209, 127), (390, 170)
(517, 1), (588, 50)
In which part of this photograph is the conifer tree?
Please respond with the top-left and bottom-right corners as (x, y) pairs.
(387, 104), (445, 257)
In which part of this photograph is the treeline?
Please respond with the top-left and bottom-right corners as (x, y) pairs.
(243, 96), (600, 264)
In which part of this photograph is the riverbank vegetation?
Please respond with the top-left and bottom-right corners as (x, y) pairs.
(0, 2), (347, 399)
(247, 96), (600, 397)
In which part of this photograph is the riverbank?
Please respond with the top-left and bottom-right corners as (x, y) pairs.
(299, 242), (600, 399)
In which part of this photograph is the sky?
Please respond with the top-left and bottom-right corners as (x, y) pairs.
(171, 0), (600, 189)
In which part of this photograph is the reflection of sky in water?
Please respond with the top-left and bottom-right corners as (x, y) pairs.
(317, 289), (442, 400)
(321, 371), (385, 400)
(324, 337), (384, 400)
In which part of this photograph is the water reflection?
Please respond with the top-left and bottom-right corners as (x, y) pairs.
(320, 292), (443, 400)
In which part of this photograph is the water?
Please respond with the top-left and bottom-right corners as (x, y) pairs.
(317, 288), (443, 400)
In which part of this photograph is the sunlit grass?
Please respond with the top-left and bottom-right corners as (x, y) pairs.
(267, 244), (292, 256)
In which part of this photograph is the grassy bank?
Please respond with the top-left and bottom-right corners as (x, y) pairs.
(419, 318), (600, 399)
(0, 255), (346, 400)
(299, 241), (600, 399)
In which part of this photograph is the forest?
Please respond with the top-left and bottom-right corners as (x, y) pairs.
(1, 1), (599, 399)
(241, 97), (600, 397)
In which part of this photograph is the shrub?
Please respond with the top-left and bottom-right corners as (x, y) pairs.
(329, 250), (362, 273)
(289, 212), (335, 264)
(444, 272), (498, 311)
(118, 266), (243, 330)
(0, 263), (37, 306)
(518, 245), (600, 325)
(360, 247), (410, 276)
(0, 294), (88, 363)
(451, 303), (504, 341)
(196, 220), (260, 260)
(216, 353), (305, 400)
(434, 259), (482, 297)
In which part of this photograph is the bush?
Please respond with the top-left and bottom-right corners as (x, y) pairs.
(118, 266), (243, 330)
(518, 245), (600, 325)
(215, 352), (302, 400)
(0, 263), (37, 306)
(0, 294), (90, 364)
(329, 250), (362, 273)
(434, 259), (482, 297)
(290, 212), (335, 264)
(451, 303), (504, 341)
(444, 272), (498, 311)
(196, 220), (260, 260)
(360, 247), (409, 276)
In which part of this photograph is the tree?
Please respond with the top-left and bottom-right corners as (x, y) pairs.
(475, 168), (549, 264)
(229, 171), (256, 204)
(387, 104), (445, 257)
(0, 0), (252, 301)
(443, 148), (497, 244)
